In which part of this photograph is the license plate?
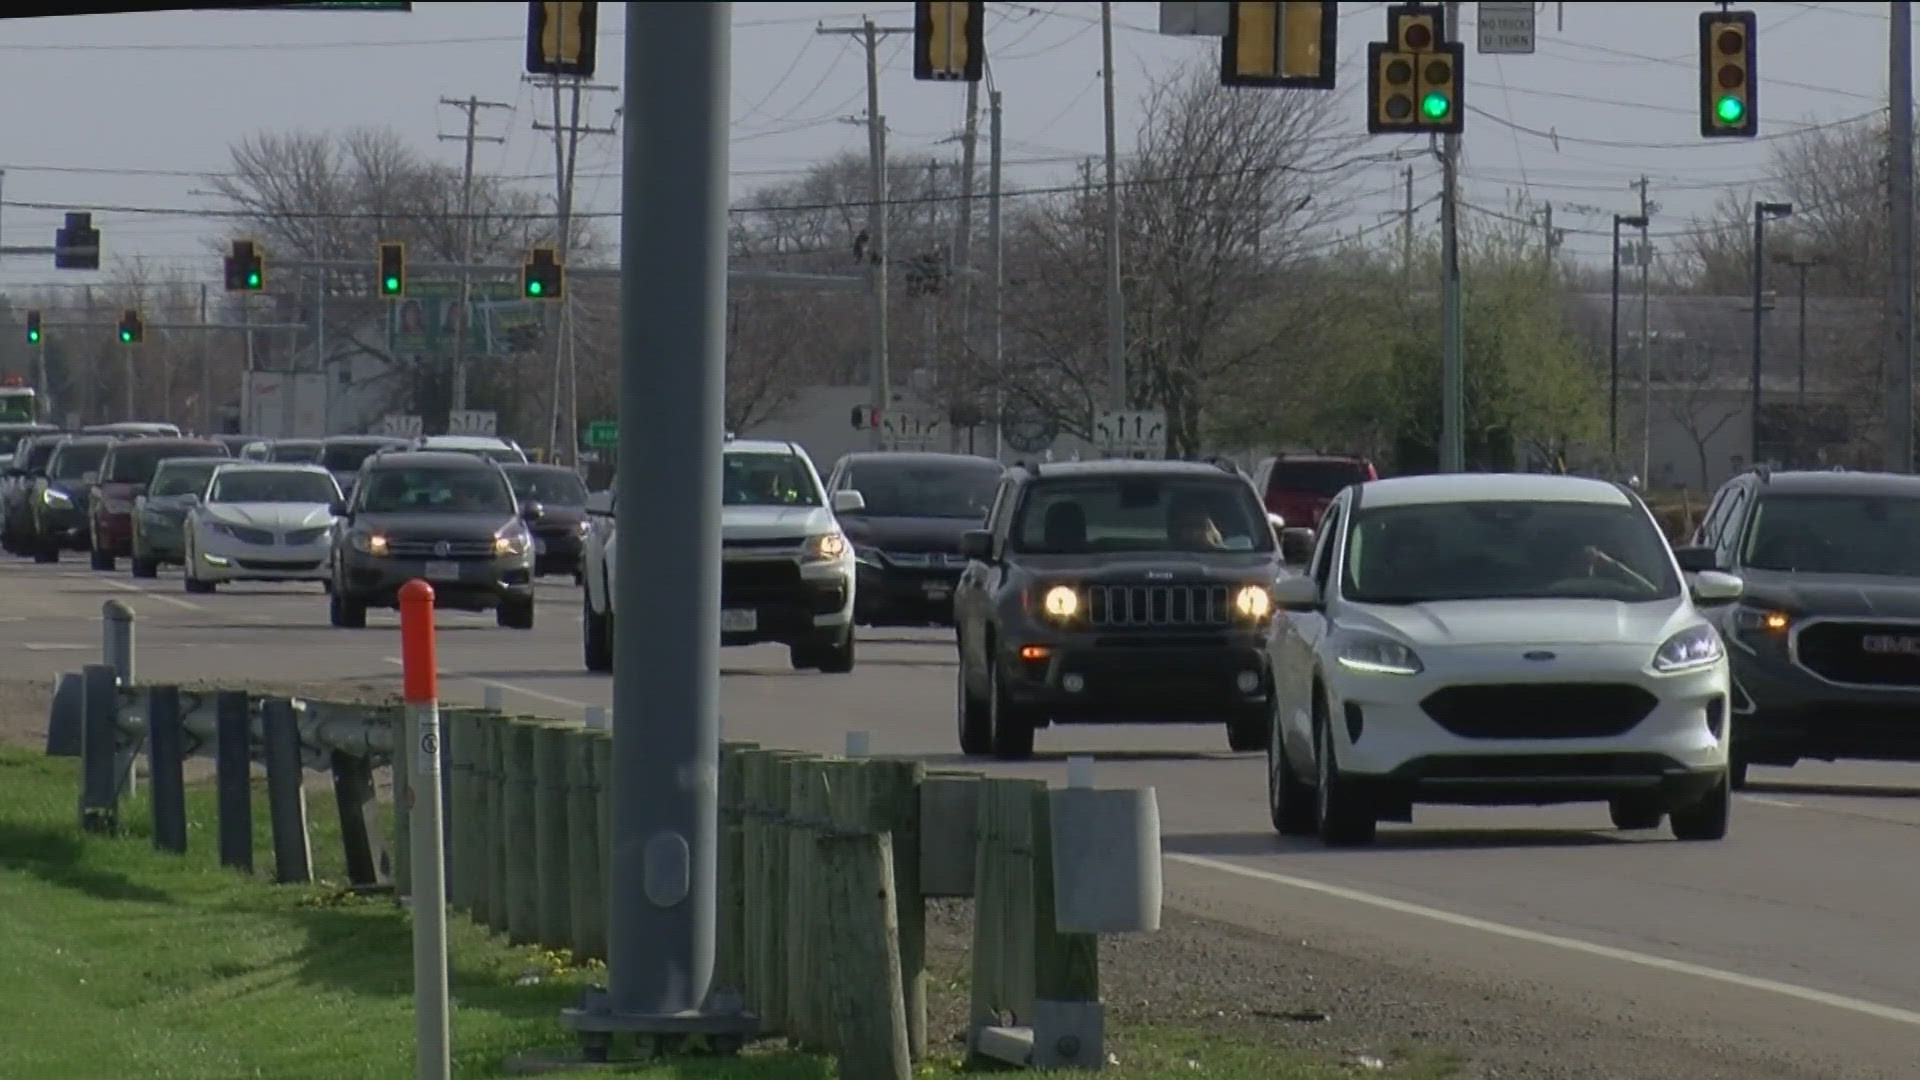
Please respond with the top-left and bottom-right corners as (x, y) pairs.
(424, 561), (461, 582)
(923, 581), (951, 599)
(721, 608), (757, 633)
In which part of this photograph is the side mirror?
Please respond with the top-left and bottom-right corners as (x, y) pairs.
(1266, 511), (1286, 532)
(329, 498), (346, 516)
(522, 500), (546, 522)
(1278, 526), (1317, 566)
(1673, 545), (1718, 573)
(182, 492), (200, 506)
(832, 489), (866, 514)
(1272, 574), (1322, 612)
(1691, 569), (1744, 606)
(959, 529), (994, 562)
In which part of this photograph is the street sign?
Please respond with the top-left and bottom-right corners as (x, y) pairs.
(448, 410), (497, 437)
(584, 419), (618, 449)
(1476, 1), (1535, 54)
(1092, 409), (1166, 457)
(1158, 1), (1227, 36)
(373, 413), (423, 438)
(388, 281), (543, 358)
(881, 409), (943, 451)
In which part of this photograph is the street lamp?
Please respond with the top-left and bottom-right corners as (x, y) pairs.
(1750, 200), (1794, 467)
(1773, 249), (1825, 408)
(1610, 212), (1649, 472)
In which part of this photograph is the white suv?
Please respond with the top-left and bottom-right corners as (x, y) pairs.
(1265, 473), (1743, 846)
(581, 438), (863, 673)
(413, 435), (528, 463)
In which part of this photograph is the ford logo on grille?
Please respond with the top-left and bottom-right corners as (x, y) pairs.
(433, 541), (450, 557)
(1522, 650), (1555, 661)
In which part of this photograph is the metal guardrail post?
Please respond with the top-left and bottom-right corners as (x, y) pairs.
(214, 689), (253, 871)
(147, 684), (188, 855)
(262, 697), (313, 885)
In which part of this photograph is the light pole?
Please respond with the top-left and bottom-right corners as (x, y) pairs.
(1750, 200), (1794, 467)
(1609, 212), (1648, 473)
(1774, 250), (1824, 408)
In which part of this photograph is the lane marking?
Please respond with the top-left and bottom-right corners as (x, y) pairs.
(382, 657), (591, 710)
(1742, 795), (1803, 809)
(22, 642), (87, 652)
(1164, 851), (1920, 1027)
(99, 578), (205, 612)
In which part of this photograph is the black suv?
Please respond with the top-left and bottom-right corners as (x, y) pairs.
(1680, 468), (1920, 786)
(327, 450), (540, 629)
(952, 458), (1284, 760)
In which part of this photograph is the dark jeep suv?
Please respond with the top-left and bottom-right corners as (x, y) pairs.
(952, 458), (1284, 760)
(327, 450), (539, 629)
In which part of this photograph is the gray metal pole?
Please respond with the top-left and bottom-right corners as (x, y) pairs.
(1100, 2), (1126, 411)
(1609, 218), (1621, 470)
(1637, 182), (1652, 483)
(1750, 205), (1765, 467)
(1889, 0), (1915, 473)
(989, 89), (1004, 462)
(1797, 262), (1809, 406)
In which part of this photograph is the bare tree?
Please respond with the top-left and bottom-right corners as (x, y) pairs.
(1660, 341), (1743, 490)
(724, 286), (826, 430)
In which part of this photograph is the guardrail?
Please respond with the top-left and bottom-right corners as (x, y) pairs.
(43, 602), (1164, 1073)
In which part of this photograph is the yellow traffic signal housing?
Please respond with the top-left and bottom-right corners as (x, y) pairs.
(378, 242), (406, 297)
(1387, 3), (1441, 52)
(118, 309), (143, 346)
(914, 1), (984, 82)
(526, 1), (598, 79)
(523, 246), (564, 301)
(1221, 1), (1337, 89)
(1367, 3), (1462, 136)
(25, 310), (42, 345)
(1700, 9), (1757, 138)
(1367, 43), (1418, 133)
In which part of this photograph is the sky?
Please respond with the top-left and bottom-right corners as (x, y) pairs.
(0, 1), (1897, 296)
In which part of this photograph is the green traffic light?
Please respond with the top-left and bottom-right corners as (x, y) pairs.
(246, 271), (261, 289)
(383, 276), (401, 294)
(26, 330), (39, 344)
(527, 279), (544, 297)
(1715, 95), (1745, 123)
(1420, 92), (1451, 120)
(119, 331), (132, 343)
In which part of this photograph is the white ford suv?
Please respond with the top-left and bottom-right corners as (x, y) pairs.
(582, 438), (863, 673)
(1264, 473), (1743, 847)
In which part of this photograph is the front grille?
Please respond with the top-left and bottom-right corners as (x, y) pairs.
(223, 525), (274, 545)
(724, 536), (802, 551)
(722, 560), (801, 602)
(236, 558), (323, 572)
(285, 527), (328, 545)
(1796, 621), (1920, 687)
(388, 537), (495, 559)
(1419, 683), (1660, 739)
(885, 550), (963, 568)
(1086, 583), (1230, 628)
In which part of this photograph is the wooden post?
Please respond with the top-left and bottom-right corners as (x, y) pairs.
(746, 750), (802, 1032)
(862, 758), (928, 1061)
(446, 709), (484, 912)
(713, 741), (758, 1008)
(565, 728), (606, 960)
(468, 713), (496, 925)
(487, 712), (512, 933)
(818, 829), (912, 1080)
(502, 719), (541, 945)
(531, 723), (574, 949)
(783, 755), (827, 1047)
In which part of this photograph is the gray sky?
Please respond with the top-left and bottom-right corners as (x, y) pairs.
(0, 2), (1895, 292)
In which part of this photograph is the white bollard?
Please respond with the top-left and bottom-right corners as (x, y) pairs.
(584, 705), (609, 731)
(1066, 755), (1097, 789)
(482, 686), (505, 713)
(844, 731), (871, 759)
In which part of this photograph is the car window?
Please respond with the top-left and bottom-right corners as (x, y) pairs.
(506, 468), (588, 507)
(842, 460), (1002, 518)
(21, 438), (62, 472)
(270, 442), (324, 464)
(51, 443), (109, 480)
(1712, 490), (1748, 567)
(359, 467), (513, 514)
(150, 460), (224, 498)
(209, 469), (340, 505)
(1741, 494), (1920, 576)
(1341, 499), (1681, 604)
(1266, 460), (1368, 499)
(1009, 475), (1272, 554)
(1695, 484), (1736, 546)
(105, 442), (225, 484)
(1311, 503), (1343, 588)
(321, 442), (396, 472)
(723, 452), (820, 507)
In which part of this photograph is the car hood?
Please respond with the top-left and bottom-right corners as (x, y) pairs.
(1345, 597), (1693, 648)
(531, 505), (587, 532)
(201, 502), (336, 530)
(1737, 569), (1920, 619)
(353, 510), (517, 541)
(721, 504), (836, 541)
(843, 514), (979, 553)
(1014, 552), (1279, 581)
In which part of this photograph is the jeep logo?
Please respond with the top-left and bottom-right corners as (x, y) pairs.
(1861, 633), (1920, 657)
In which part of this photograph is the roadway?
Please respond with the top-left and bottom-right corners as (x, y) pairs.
(3, 557), (1917, 1075)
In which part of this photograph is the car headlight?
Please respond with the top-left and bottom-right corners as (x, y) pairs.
(1040, 584), (1080, 620)
(1653, 624), (1724, 674)
(575, 519), (592, 537)
(1730, 604), (1791, 634)
(41, 488), (70, 508)
(804, 531), (848, 562)
(349, 531), (389, 556)
(1233, 584), (1272, 621)
(494, 528), (531, 556)
(1335, 633), (1423, 676)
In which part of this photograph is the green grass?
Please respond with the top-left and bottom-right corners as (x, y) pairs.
(0, 750), (1455, 1079)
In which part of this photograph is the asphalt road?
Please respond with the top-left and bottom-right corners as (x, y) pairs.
(5, 556), (1919, 1073)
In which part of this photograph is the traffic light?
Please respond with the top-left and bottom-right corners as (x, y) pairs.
(25, 311), (41, 345)
(117, 310), (143, 345)
(224, 239), (265, 292)
(378, 242), (406, 297)
(913, 1), (985, 82)
(526, 1), (598, 78)
(1367, 4), (1462, 135)
(54, 212), (100, 271)
(1699, 9), (1757, 138)
(1221, 1), (1337, 89)
(522, 246), (564, 300)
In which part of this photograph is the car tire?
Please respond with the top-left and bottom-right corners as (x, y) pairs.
(90, 547), (114, 572)
(1608, 799), (1664, 830)
(1314, 709), (1376, 847)
(1268, 705), (1317, 837)
(583, 592), (614, 672)
(497, 595), (536, 630)
(816, 626), (856, 674)
(1729, 758), (1750, 790)
(956, 637), (992, 756)
(987, 656), (1036, 761)
(33, 541), (57, 564)
(129, 556), (158, 579)
(1669, 769), (1731, 842)
(1226, 707), (1269, 753)
(329, 587), (367, 629)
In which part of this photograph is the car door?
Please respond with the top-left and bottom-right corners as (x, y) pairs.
(1276, 496), (1346, 766)
(955, 477), (1014, 677)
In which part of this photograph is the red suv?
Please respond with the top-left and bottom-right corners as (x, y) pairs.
(1253, 454), (1377, 529)
(89, 437), (231, 571)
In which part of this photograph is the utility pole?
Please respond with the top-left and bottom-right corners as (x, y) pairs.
(1100, 2), (1126, 411)
(437, 95), (512, 418)
(1437, 0), (1464, 472)
(199, 283), (211, 435)
(819, 19), (911, 449)
(1889, 0), (1915, 473)
(1634, 176), (1654, 484)
(1541, 202), (1554, 269)
(1401, 165), (1414, 289)
(529, 75), (619, 463)
(989, 88), (1005, 461)
(950, 79), (981, 450)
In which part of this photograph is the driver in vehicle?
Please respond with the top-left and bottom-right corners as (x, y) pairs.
(1168, 496), (1228, 549)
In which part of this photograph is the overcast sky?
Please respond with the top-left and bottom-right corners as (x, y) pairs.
(0, 1), (1895, 294)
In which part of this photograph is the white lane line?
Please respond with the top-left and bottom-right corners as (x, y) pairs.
(382, 657), (591, 711)
(1742, 795), (1803, 809)
(22, 642), (87, 652)
(1165, 852), (1920, 1027)
(98, 577), (205, 612)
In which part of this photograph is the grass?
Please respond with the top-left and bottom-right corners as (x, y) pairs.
(0, 749), (1455, 1079)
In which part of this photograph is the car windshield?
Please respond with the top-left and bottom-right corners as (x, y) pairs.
(270, 442), (323, 464)
(21, 439), (62, 472)
(150, 460), (225, 498)
(506, 468), (588, 507)
(1342, 499), (1681, 604)
(723, 452), (820, 507)
(104, 442), (225, 484)
(1010, 475), (1273, 554)
(51, 442), (109, 480)
(1268, 460), (1368, 499)
(210, 469), (339, 505)
(1741, 494), (1920, 576)
(844, 459), (1001, 518)
(359, 467), (514, 514)
(321, 442), (395, 472)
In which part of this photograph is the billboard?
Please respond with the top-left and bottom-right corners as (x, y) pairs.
(387, 281), (544, 358)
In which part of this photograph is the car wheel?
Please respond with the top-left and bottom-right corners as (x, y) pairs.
(987, 656), (1036, 761)
(583, 591), (614, 672)
(1608, 798), (1664, 830)
(1314, 708), (1376, 847)
(90, 547), (115, 572)
(956, 635), (992, 756)
(329, 586), (367, 629)
(1268, 705), (1316, 837)
(183, 547), (215, 593)
(497, 595), (536, 630)
(816, 626), (856, 674)
(129, 554), (158, 579)
(1669, 769), (1731, 842)
(1226, 705), (1269, 753)
(33, 539), (57, 564)
(1729, 757), (1750, 790)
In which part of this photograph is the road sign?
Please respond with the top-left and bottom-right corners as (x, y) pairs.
(388, 281), (542, 358)
(373, 413), (423, 438)
(448, 410), (497, 437)
(1158, 1), (1227, 36)
(1092, 409), (1166, 457)
(584, 419), (618, 448)
(881, 409), (943, 451)
(1476, 1), (1535, 54)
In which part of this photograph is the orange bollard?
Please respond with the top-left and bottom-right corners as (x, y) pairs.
(398, 578), (451, 1080)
